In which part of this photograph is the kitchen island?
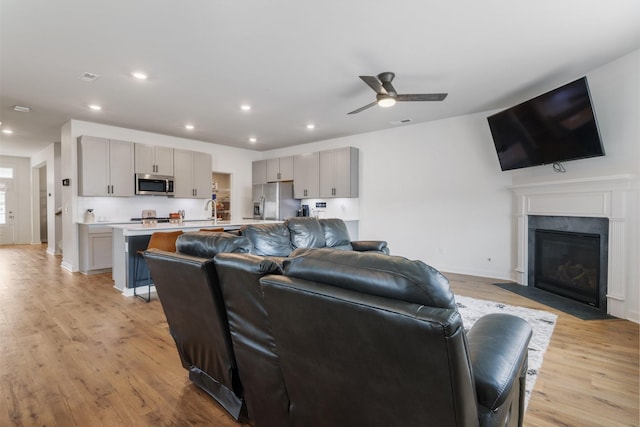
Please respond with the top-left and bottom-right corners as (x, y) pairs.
(109, 219), (281, 295)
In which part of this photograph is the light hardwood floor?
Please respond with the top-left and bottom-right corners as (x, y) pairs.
(0, 244), (637, 426)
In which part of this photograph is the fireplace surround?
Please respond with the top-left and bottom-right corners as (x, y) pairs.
(511, 175), (636, 320)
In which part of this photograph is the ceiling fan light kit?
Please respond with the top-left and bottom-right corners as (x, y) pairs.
(348, 71), (447, 114)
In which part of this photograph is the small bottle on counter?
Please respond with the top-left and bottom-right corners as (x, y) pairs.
(84, 209), (95, 223)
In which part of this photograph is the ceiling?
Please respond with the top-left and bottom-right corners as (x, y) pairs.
(1, 1), (639, 158)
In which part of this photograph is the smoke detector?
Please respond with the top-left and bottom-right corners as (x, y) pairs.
(79, 72), (100, 82)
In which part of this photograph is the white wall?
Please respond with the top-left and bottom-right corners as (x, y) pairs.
(31, 142), (62, 254)
(60, 120), (262, 271)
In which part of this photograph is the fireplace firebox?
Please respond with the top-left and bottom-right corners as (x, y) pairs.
(534, 230), (600, 307)
(528, 215), (608, 312)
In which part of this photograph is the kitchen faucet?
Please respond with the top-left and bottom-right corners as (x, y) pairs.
(204, 198), (217, 224)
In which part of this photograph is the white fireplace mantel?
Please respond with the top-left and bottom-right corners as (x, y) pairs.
(511, 174), (637, 320)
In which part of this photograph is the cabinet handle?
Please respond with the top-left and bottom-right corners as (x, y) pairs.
(277, 172), (281, 180)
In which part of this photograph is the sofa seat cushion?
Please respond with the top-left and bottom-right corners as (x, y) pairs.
(284, 248), (456, 309)
(176, 231), (252, 258)
(241, 223), (293, 257)
(286, 217), (326, 249)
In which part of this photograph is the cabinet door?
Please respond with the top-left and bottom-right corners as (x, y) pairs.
(89, 233), (113, 270)
(173, 149), (194, 197)
(192, 152), (212, 198)
(266, 158), (280, 182)
(319, 147), (359, 198)
(334, 147), (358, 197)
(293, 152), (319, 198)
(279, 156), (294, 181)
(319, 150), (335, 198)
(154, 146), (174, 175)
(108, 140), (135, 197)
(78, 136), (110, 196)
(134, 143), (155, 174)
(252, 160), (267, 185)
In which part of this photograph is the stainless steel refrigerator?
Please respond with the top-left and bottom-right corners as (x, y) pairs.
(252, 181), (300, 220)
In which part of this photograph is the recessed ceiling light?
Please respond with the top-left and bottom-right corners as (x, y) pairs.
(249, 137), (257, 143)
(88, 104), (102, 111)
(185, 124), (195, 130)
(241, 105), (251, 111)
(306, 123), (315, 130)
(132, 71), (148, 80)
(2, 129), (13, 134)
(13, 105), (31, 113)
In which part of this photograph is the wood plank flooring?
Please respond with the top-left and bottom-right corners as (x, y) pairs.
(0, 244), (638, 426)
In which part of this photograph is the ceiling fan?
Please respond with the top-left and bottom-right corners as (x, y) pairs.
(348, 72), (447, 115)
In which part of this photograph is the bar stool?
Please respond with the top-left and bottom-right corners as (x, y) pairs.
(199, 227), (225, 232)
(133, 230), (183, 302)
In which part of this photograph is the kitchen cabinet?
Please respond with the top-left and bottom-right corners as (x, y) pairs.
(293, 152), (320, 198)
(79, 224), (112, 274)
(174, 149), (212, 198)
(266, 156), (294, 182)
(134, 143), (174, 175)
(78, 136), (134, 197)
(319, 147), (359, 198)
(252, 160), (267, 185)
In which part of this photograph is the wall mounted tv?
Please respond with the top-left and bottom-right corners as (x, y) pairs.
(487, 77), (605, 171)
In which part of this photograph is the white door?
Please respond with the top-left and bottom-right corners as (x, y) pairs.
(0, 171), (16, 245)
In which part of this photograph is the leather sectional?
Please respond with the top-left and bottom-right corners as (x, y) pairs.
(143, 218), (532, 427)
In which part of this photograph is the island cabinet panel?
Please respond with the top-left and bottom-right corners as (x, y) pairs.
(78, 224), (113, 273)
(78, 136), (134, 197)
(134, 144), (174, 175)
(293, 152), (320, 199)
(174, 149), (212, 198)
(266, 156), (294, 182)
(319, 147), (359, 198)
(252, 160), (267, 185)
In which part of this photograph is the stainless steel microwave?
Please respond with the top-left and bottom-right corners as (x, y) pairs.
(135, 173), (174, 196)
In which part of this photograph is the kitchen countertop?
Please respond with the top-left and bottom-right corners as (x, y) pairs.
(109, 219), (282, 236)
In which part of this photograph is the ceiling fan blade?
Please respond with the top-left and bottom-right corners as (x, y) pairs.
(347, 101), (378, 115)
(396, 93), (448, 102)
(359, 76), (386, 95)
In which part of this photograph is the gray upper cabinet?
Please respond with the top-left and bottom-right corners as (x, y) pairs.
(174, 149), (212, 198)
(78, 136), (134, 197)
(266, 156), (294, 182)
(252, 160), (267, 185)
(293, 152), (320, 199)
(319, 147), (359, 198)
(134, 143), (174, 175)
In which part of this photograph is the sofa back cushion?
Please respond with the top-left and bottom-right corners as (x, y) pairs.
(285, 217), (326, 249)
(241, 223), (293, 257)
(176, 231), (252, 258)
(283, 248), (456, 309)
(319, 218), (353, 250)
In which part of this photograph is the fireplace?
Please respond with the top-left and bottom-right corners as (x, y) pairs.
(528, 216), (608, 312)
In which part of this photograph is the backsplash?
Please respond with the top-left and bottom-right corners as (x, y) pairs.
(77, 196), (208, 222)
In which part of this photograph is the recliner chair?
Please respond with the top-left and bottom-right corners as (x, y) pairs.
(259, 248), (533, 427)
(143, 231), (253, 420)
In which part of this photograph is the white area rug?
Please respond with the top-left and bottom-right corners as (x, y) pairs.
(455, 294), (557, 407)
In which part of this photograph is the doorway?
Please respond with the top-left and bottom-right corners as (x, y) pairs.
(212, 172), (231, 221)
(0, 166), (16, 245)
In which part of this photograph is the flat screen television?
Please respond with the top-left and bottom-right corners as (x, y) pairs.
(487, 77), (605, 171)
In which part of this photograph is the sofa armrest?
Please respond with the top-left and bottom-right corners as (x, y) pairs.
(351, 240), (389, 254)
(466, 313), (532, 411)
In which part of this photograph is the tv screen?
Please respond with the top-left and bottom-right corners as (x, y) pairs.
(487, 77), (605, 171)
